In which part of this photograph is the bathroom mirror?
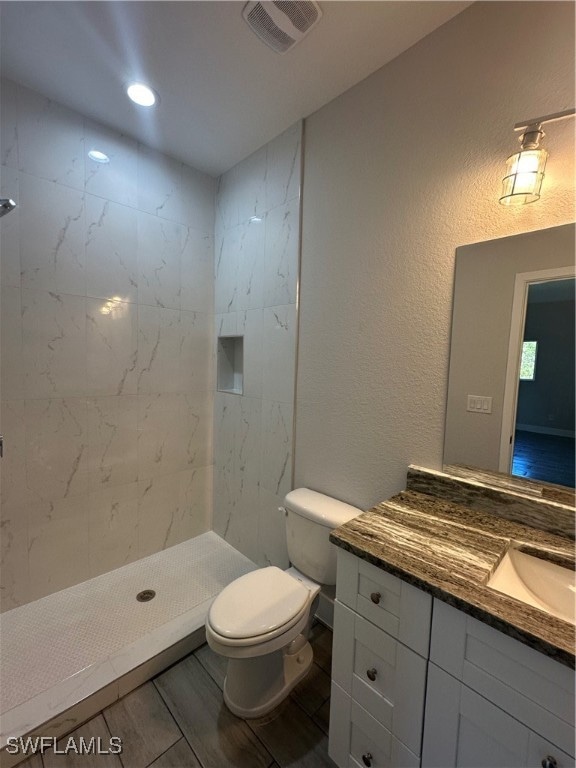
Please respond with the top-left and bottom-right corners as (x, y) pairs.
(443, 222), (575, 491)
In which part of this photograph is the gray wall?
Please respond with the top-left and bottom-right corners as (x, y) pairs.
(295, 2), (575, 509)
(517, 297), (575, 434)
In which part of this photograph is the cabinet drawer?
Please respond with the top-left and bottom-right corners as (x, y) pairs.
(336, 549), (432, 658)
(329, 682), (420, 768)
(333, 601), (427, 756)
(422, 663), (574, 768)
(430, 599), (575, 756)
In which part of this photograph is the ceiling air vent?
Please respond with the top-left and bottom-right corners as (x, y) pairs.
(243, 1), (322, 54)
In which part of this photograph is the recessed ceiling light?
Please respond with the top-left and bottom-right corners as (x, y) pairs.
(126, 82), (157, 107)
(88, 149), (110, 164)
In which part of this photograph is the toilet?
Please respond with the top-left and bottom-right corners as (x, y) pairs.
(205, 487), (361, 718)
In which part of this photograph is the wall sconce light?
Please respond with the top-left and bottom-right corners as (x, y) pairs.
(499, 108), (575, 206)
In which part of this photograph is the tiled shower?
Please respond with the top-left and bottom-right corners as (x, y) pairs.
(0, 75), (302, 612)
(213, 121), (301, 568)
(0, 78), (215, 611)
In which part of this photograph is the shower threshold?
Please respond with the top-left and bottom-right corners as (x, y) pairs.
(0, 532), (255, 760)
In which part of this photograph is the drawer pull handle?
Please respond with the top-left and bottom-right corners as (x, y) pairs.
(370, 592), (381, 604)
(366, 667), (377, 682)
(542, 758), (558, 768)
(362, 753), (373, 767)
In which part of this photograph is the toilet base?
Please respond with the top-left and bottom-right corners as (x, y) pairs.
(223, 640), (314, 719)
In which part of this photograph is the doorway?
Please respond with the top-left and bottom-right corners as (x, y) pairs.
(500, 270), (575, 488)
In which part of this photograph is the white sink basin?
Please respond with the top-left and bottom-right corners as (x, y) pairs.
(487, 548), (576, 626)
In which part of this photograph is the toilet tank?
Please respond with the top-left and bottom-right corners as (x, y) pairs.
(284, 488), (361, 585)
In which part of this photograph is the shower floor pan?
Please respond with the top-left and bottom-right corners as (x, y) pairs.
(0, 532), (255, 754)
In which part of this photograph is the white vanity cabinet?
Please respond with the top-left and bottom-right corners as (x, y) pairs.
(329, 549), (576, 768)
(329, 549), (432, 767)
(423, 664), (574, 768)
(422, 600), (575, 768)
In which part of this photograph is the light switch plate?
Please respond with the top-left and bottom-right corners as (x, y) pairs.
(467, 395), (492, 414)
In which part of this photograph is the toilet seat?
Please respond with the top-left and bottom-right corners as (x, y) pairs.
(207, 566), (311, 647)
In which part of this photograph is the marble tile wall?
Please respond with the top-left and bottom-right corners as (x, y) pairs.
(0, 78), (215, 610)
(213, 122), (301, 567)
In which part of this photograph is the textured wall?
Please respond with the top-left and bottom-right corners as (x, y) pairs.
(295, 2), (575, 510)
(0, 79), (215, 609)
(213, 123), (301, 568)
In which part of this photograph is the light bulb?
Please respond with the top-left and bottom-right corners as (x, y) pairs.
(126, 82), (157, 107)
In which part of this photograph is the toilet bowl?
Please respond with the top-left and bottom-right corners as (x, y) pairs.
(206, 565), (320, 717)
(206, 488), (361, 718)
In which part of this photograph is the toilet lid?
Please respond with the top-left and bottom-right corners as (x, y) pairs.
(208, 567), (310, 640)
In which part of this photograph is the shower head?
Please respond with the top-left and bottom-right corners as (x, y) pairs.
(0, 199), (16, 218)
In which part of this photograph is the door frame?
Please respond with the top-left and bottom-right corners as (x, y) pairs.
(498, 265), (576, 474)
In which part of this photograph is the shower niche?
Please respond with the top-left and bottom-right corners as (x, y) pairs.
(217, 336), (244, 394)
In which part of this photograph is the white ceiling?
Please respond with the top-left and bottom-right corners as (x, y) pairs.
(0, 1), (470, 177)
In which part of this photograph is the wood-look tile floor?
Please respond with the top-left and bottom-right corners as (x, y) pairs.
(512, 429), (575, 488)
(22, 624), (334, 768)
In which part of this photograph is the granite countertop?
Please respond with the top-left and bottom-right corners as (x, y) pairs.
(330, 489), (575, 668)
